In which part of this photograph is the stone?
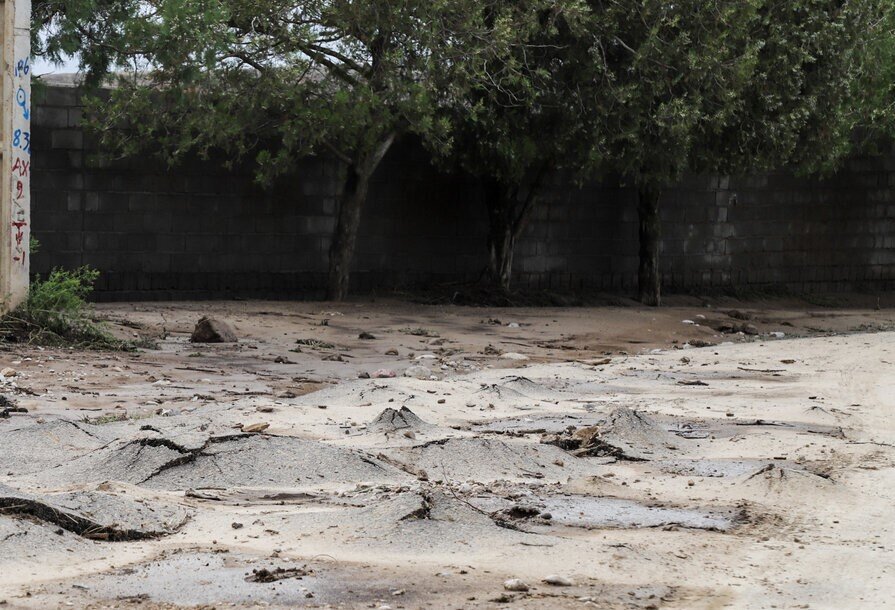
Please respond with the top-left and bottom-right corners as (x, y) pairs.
(190, 317), (237, 343)
(543, 575), (574, 586)
(503, 579), (530, 592)
(403, 365), (432, 380)
(501, 352), (529, 361)
(242, 423), (270, 433)
(0, 368), (16, 377)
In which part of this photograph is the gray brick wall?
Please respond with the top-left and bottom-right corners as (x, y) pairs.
(30, 85), (895, 298)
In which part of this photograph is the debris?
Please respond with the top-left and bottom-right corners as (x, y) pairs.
(273, 355), (293, 364)
(503, 579), (530, 592)
(402, 327), (439, 337)
(246, 566), (312, 583)
(677, 380), (708, 386)
(190, 317), (237, 343)
(295, 338), (335, 349)
(542, 407), (678, 461)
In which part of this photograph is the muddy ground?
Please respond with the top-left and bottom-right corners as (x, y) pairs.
(0, 295), (892, 609)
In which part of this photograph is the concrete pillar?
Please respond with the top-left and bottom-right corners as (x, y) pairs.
(0, 0), (29, 311)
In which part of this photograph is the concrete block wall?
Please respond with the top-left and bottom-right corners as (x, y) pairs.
(30, 84), (895, 298)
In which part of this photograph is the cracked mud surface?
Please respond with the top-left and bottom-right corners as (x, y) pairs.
(0, 296), (893, 609)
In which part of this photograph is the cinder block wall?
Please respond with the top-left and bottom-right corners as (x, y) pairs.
(30, 84), (895, 299)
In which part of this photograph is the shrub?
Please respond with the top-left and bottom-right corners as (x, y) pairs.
(2, 267), (141, 350)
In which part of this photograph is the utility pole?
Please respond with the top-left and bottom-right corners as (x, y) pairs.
(0, 0), (29, 312)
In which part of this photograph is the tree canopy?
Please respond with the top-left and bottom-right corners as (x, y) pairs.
(35, 0), (573, 299)
(33, 0), (893, 302)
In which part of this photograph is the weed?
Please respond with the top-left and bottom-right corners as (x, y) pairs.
(1, 267), (150, 350)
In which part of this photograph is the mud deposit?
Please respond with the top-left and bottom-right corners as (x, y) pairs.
(0, 298), (893, 609)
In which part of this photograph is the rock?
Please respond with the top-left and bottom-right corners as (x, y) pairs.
(543, 575), (574, 587)
(726, 309), (752, 320)
(501, 352), (529, 361)
(742, 323), (759, 336)
(242, 423), (270, 433)
(372, 369), (396, 378)
(505, 504), (540, 518)
(358, 332), (376, 340)
(770, 331), (786, 338)
(231, 522), (244, 529)
(404, 365), (432, 380)
(503, 578), (530, 592)
(190, 317), (237, 343)
(0, 367), (16, 377)
(385, 348), (399, 356)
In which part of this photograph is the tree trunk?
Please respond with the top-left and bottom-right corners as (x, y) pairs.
(326, 166), (370, 301)
(487, 213), (515, 292)
(637, 186), (662, 306)
(325, 133), (395, 301)
(485, 183), (515, 292)
(484, 168), (547, 291)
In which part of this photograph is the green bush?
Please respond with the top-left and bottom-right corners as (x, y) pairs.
(2, 267), (140, 350)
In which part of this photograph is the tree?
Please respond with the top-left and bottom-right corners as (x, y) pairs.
(432, 1), (597, 291)
(34, 0), (528, 300)
(579, 0), (876, 305)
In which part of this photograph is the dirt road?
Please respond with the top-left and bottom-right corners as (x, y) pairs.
(0, 297), (892, 609)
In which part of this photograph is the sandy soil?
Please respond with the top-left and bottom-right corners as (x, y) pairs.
(0, 296), (892, 609)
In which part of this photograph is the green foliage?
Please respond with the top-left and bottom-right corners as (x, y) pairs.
(576, 0), (877, 188)
(34, 0), (540, 182)
(2, 267), (137, 350)
(851, 1), (895, 145)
